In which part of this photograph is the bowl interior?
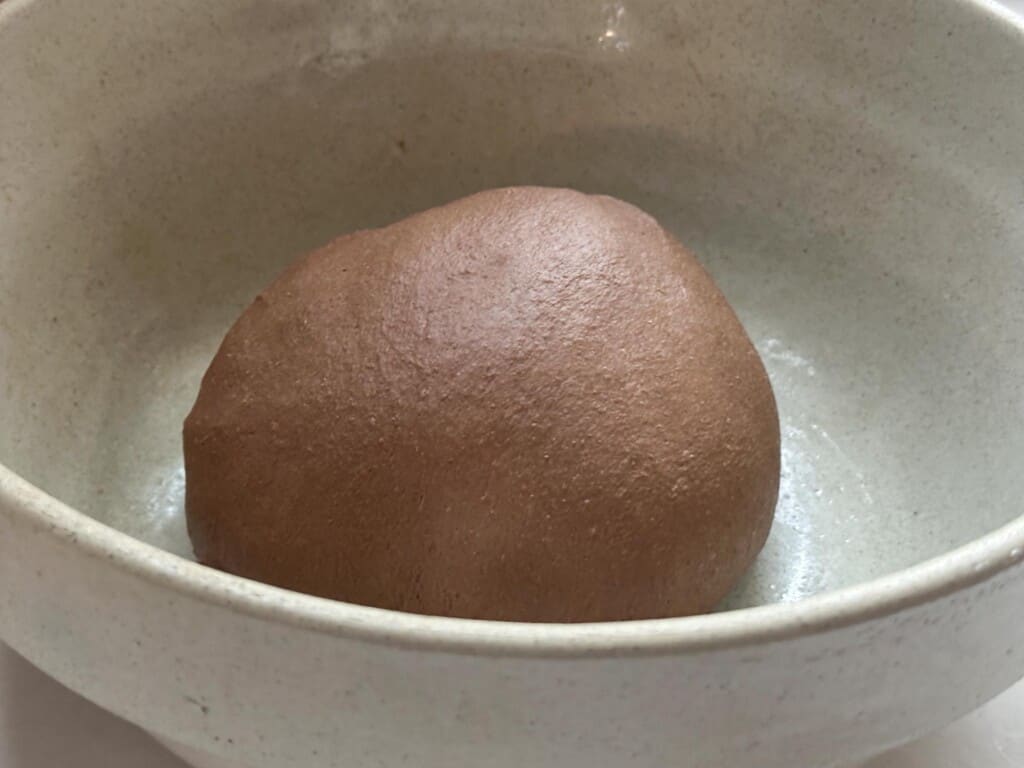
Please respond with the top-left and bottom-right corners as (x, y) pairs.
(2, 0), (1023, 611)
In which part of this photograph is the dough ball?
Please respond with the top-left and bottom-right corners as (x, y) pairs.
(183, 187), (780, 622)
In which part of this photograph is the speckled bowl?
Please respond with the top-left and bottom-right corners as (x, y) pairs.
(2, 0), (1024, 767)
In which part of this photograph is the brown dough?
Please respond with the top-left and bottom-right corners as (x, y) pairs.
(184, 187), (780, 622)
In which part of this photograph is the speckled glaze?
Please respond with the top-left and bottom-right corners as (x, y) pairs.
(1, 1), (1023, 767)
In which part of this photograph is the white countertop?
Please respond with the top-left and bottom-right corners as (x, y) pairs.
(3, 2), (1023, 766)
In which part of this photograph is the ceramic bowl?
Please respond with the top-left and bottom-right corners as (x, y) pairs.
(2, 0), (1024, 766)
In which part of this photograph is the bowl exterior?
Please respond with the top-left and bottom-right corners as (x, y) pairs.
(2, 493), (1024, 768)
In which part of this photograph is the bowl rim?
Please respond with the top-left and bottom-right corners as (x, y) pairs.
(2, 0), (1024, 659)
(3, 463), (1024, 658)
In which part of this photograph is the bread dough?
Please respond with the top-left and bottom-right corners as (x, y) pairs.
(184, 187), (780, 622)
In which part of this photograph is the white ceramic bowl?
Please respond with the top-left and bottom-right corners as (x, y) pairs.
(2, 1), (1024, 766)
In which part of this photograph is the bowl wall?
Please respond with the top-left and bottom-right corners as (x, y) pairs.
(2, 0), (1024, 609)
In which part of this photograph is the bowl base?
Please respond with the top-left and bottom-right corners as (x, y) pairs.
(152, 733), (247, 768)
(151, 730), (894, 768)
